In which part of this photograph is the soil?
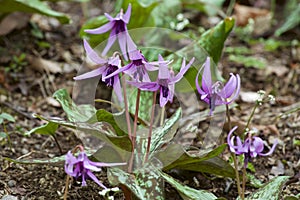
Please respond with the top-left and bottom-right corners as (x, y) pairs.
(0, 0), (299, 200)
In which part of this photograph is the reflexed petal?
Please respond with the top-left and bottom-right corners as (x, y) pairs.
(83, 159), (102, 172)
(128, 49), (143, 61)
(127, 81), (159, 91)
(144, 62), (159, 71)
(102, 31), (117, 56)
(108, 55), (121, 67)
(117, 32), (128, 60)
(225, 74), (241, 104)
(158, 55), (170, 79)
(168, 82), (175, 102)
(83, 39), (107, 64)
(73, 67), (105, 80)
(126, 33), (137, 55)
(113, 76), (123, 102)
(196, 67), (209, 98)
(202, 57), (212, 92)
(258, 139), (278, 156)
(171, 57), (195, 83)
(86, 170), (107, 189)
(85, 22), (114, 34)
(220, 73), (237, 98)
(122, 4), (131, 23)
(227, 126), (239, 151)
(252, 137), (264, 153)
(104, 13), (114, 21)
(159, 91), (168, 107)
(105, 64), (130, 79)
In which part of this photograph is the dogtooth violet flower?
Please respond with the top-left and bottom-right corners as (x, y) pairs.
(74, 39), (123, 102)
(84, 4), (134, 60)
(106, 49), (167, 83)
(227, 126), (278, 167)
(128, 55), (195, 107)
(65, 150), (125, 188)
(196, 57), (241, 115)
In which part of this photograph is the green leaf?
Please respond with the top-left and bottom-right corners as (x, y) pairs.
(149, 108), (181, 154)
(160, 171), (217, 200)
(247, 174), (263, 188)
(87, 109), (127, 136)
(275, 4), (300, 36)
(25, 121), (58, 136)
(53, 88), (96, 122)
(0, 113), (15, 122)
(238, 176), (289, 200)
(198, 17), (235, 64)
(158, 144), (235, 178)
(0, 132), (7, 138)
(0, 0), (70, 24)
(4, 148), (96, 164)
(108, 166), (164, 200)
(32, 114), (132, 152)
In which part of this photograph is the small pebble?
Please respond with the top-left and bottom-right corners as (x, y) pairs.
(1, 195), (18, 200)
(8, 180), (16, 187)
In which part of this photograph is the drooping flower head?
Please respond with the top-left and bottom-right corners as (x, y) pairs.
(74, 39), (123, 102)
(84, 4), (135, 60)
(64, 150), (125, 188)
(227, 126), (278, 167)
(196, 57), (240, 115)
(128, 55), (195, 107)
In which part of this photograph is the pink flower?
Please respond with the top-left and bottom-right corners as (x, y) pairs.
(64, 151), (125, 188)
(196, 57), (240, 115)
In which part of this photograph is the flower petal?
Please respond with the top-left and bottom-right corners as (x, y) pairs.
(83, 39), (107, 64)
(252, 136), (264, 153)
(86, 170), (107, 189)
(113, 76), (123, 102)
(171, 57), (195, 83)
(227, 126), (239, 151)
(202, 57), (212, 93)
(85, 22), (114, 34)
(258, 139), (278, 156)
(117, 32), (128, 60)
(73, 67), (105, 80)
(225, 74), (241, 104)
(158, 55), (170, 80)
(127, 81), (159, 91)
(102, 31), (117, 56)
(122, 4), (131, 24)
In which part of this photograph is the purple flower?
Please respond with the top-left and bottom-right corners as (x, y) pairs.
(128, 55), (195, 107)
(84, 4), (135, 60)
(227, 126), (278, 166)
(74, 39), (123, 102)
(106, 50), (163, 83)
(64, 151), (125, 188)
(196, 57), (241, 115)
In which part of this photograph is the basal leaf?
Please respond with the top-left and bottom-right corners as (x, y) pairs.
(238, 176), (289, 200)
(275, 4), (300, 36)
(0, 0), (70, 24)
(53, 88), (96, 122)
(87, 109), (127, 136)
(198, 17), (235, 64)
(108, 166), (164, 200)
(160, 171), (217, 200)
(0, 113), (15, 122)
(25, 121), (58, 136)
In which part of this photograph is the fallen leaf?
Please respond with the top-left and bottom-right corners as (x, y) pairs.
(0, 12), (30, 36)
(27, 55), (62, 73)
(270, 160), (285, 176)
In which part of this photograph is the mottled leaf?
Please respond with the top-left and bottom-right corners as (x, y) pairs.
(0, 0), (70, 24)
(25, 121), (58, 136)
(160, 171), (217, 200)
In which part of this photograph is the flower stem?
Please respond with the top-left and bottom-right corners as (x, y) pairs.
(226, 105), (242, 198)
(63, 175), (70, 200)
(160, 106), (165, 126)
(121, 75), (132, 139)
(245, 103), (258, 132)
(128, 89), (141, 172)
(52, 134), (63, 155)
(144, 91), (157, 163)
(242, 164), (247, 200)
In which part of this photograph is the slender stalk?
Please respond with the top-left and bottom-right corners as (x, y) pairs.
(52, 135), (63, 155)
(160, 106), (165, 126)
(3, 123), (12, 150)
(128, 89), (141, 172)
(121, 75), (132, 139)
(226, 105), (242, 198)
(63, 175), (70, 200)
(242, 165), (247, 200)
(226, 0), (236, 16)
(245, 103), (258, 132)
(144, 91), (157, 163)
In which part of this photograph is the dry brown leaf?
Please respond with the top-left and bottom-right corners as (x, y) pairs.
(0, 12), (30, 36)
(27, 55), (62, 73)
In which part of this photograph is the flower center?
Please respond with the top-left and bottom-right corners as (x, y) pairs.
(132, 59), (146, 81)
(104, 64), (118, 86)
(114, 20), (126, 34)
